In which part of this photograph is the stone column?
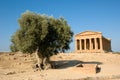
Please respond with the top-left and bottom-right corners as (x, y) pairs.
(90, 38), (92, 50)
(95, 38), (97, 50)
(80, 39), (82, 51)
(75, 40), (77, 51)
(84, 39), (86, 50)
(100, 37), (103, 50)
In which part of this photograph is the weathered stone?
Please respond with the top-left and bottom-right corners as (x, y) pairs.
(75, 31), (112, 53)
(75, 63), (101, 74)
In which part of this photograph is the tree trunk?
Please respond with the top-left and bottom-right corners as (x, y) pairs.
(35, 49), (51, 70)
(35, 49), (42, 70)
(42, 57), (51, 70)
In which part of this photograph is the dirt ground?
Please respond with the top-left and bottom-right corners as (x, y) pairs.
(0, 52), (120, 80)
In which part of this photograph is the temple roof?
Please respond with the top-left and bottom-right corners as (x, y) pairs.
(75, 30), (102, 36)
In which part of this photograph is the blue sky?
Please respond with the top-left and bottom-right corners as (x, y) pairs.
(0, 0), (120, 52)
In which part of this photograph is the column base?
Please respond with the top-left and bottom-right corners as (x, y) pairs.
(75, 50), (105, 53)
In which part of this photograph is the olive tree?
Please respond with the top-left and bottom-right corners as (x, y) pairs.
(10, 11), (73, 70)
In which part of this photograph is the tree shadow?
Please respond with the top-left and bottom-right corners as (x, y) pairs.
(50, 60), (102, 69)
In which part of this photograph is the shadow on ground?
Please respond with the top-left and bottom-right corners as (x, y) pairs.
(51, 60), (102, 69)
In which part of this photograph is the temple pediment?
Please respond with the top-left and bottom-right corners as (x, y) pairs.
(75, 31), (102, 36)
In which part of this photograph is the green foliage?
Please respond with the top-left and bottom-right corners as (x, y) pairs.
(10, 11), (73, 58)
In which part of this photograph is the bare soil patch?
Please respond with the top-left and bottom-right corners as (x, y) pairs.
(0, 52), (120, 80)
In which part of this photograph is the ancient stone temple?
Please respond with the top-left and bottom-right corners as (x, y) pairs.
(75, 31), (111, 53)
